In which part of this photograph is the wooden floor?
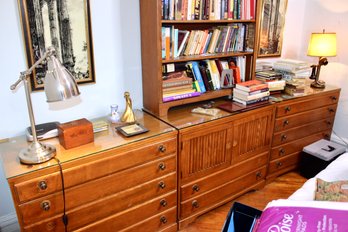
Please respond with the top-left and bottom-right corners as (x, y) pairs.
(179, 171), (307, 232)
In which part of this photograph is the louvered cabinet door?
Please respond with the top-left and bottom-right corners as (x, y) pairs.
(179, 121), (234, 184)
(232, 106), (275, 165)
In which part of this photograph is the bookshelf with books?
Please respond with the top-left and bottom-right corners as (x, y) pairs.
(140, 0), (260, 116)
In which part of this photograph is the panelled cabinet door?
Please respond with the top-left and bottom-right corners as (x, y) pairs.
(179, 122), (233, 183)
(232, 107), (274, 164)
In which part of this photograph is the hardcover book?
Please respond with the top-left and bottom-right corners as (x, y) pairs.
(233, 96), (269, 105)
(235, 80), (268, 92)
(162, 91), (201, 102)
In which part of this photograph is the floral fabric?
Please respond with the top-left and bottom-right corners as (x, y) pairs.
(315, 178), (348, 202)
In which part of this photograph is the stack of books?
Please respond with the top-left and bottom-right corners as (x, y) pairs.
(256, 70), (286, 93)
(233, 80), (270, 105)
(284, 78), (306, 96)
(272, 59), (311, 79)
(162, 70), (200, 102)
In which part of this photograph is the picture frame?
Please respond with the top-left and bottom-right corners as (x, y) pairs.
(258, 0), (288, 58)
(18, 0), (95, 91)
(116, 123), (149, 137)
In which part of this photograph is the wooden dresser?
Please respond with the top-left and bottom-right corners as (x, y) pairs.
(0, 111), (178, 232)
(267, 87), (340, 181)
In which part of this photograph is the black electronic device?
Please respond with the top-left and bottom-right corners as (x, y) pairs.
(26, 122), (59, 141)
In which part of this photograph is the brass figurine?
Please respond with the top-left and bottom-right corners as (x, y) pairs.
(121, 92), (136, 123)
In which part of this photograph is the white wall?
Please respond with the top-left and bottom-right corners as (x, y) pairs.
(0, 0), (347, 221)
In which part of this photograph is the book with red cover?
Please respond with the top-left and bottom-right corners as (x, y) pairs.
(235, 80), (268, 92)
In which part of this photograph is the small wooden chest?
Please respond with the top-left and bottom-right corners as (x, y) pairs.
(57, 118), (94, 149)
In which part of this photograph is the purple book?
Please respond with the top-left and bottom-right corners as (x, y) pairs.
(254, 206), (348, 231)
(163, 91), (201, 102)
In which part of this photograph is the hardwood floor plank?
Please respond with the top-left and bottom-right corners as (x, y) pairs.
(179, 172), (307, 231)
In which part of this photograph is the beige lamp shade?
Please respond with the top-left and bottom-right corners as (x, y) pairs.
(307, 32), (337, 57)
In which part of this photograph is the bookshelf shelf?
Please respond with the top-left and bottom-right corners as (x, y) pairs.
(140, 0), (260, 116)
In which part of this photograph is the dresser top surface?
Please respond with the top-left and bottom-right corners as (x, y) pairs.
(0, 110), (176, 178)
(158, 84), (340, 129)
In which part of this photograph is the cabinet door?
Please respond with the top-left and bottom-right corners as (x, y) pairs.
(179, 122), (233, 183)
(232, 108), (274, 164)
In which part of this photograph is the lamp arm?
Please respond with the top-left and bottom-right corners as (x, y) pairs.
(10, 48), (54, 90)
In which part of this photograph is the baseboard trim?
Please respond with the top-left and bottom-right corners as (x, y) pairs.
(0, 212), (19, 232)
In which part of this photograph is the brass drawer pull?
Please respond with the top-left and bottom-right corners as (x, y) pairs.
(192, 184), (200, 192)
(283, 120), (289, 126)
(330, 96), (337, 101)
(279, 148), (285, 156)
(41, 200), (51, 211)
(328, 108), (335, 113)
(158, 181), (166, 189)
(160, 216), (167, 224)
(158, 162), (166, 170)
(276, 162), (283, 168)
(285, 106), (291, 112)
(160, 199), (167, 207)
(281, 134), (287, 141)
(38, 180), (48, 190)
(192, 200), (199, 208)
(158, 145), (166, 153)
(256, 171), (262, 179)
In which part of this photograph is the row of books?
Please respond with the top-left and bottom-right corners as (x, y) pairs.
(162, 23), (254, 59)
(233, 80), (270, 105)
(162, 0), (256, 21)
(162, 58), (246, 102)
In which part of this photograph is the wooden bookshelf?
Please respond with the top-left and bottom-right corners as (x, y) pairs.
(139, 0), (261, 116)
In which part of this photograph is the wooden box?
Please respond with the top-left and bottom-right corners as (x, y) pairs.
(58, 118), (94, 149)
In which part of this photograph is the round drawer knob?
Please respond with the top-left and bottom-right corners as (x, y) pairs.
(38, 180), (48, 190)
(158, 181), (166, 189)
(326, 121), (332, 126)
(160, 216), (167, 224)
(276, 162), (283, 168)
(330, 96), (337, 101)
(328, 108), (335, 113)
(41, 200), (51, 211)
(281, 134), (287, 141)
(256, 171), (262, 179)
(279, 148), (285, 156)
(285, 106), (291, 112)
(283, 120), (289, 126)
(160, 199), (167, 207)
(158, 145), (166, 153)
(158, 162), (166, 171)
(192, 184), (200, 192)
(192, 200), (199, 208)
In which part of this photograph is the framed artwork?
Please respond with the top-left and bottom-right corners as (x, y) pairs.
(258, 0), (288, 57)
(18, 0), (95, 91)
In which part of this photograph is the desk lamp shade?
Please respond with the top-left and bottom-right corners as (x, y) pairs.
(307, 32), (337, 57)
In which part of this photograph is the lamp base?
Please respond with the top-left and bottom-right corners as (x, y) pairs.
(311, 80), (326, 89)
(19, 141), (56, 164)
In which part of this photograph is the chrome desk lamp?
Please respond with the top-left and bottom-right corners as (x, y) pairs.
(10, 46), (80, 164)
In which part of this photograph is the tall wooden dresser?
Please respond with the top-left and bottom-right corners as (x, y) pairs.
(0, 111), (178, 232)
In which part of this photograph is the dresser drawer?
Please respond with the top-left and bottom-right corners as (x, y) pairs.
(15, 137), (177, 203)
(180, 167), (266, 219)
(274, 105), (337, 132)
(180, 152), (268, 201)
(22, 175), (176, 230)
(272, 118), (334, 147)
(275, 91), (339, 118)
(270, 131), (331, 161)
(268, 153), (301, 175)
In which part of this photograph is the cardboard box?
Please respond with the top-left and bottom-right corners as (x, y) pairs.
(58, 118), (94, 149)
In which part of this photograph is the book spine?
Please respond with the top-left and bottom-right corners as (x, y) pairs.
(234, 90), (270, 101)
(163, 79), (192, 88)
(233, 96), (269, 105)
(163, 91), (201, 102)
(191, 62), (207, 92)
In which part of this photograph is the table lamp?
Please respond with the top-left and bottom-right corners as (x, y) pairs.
(307, 30), (337, 88)
(10, 47), (80, 164)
